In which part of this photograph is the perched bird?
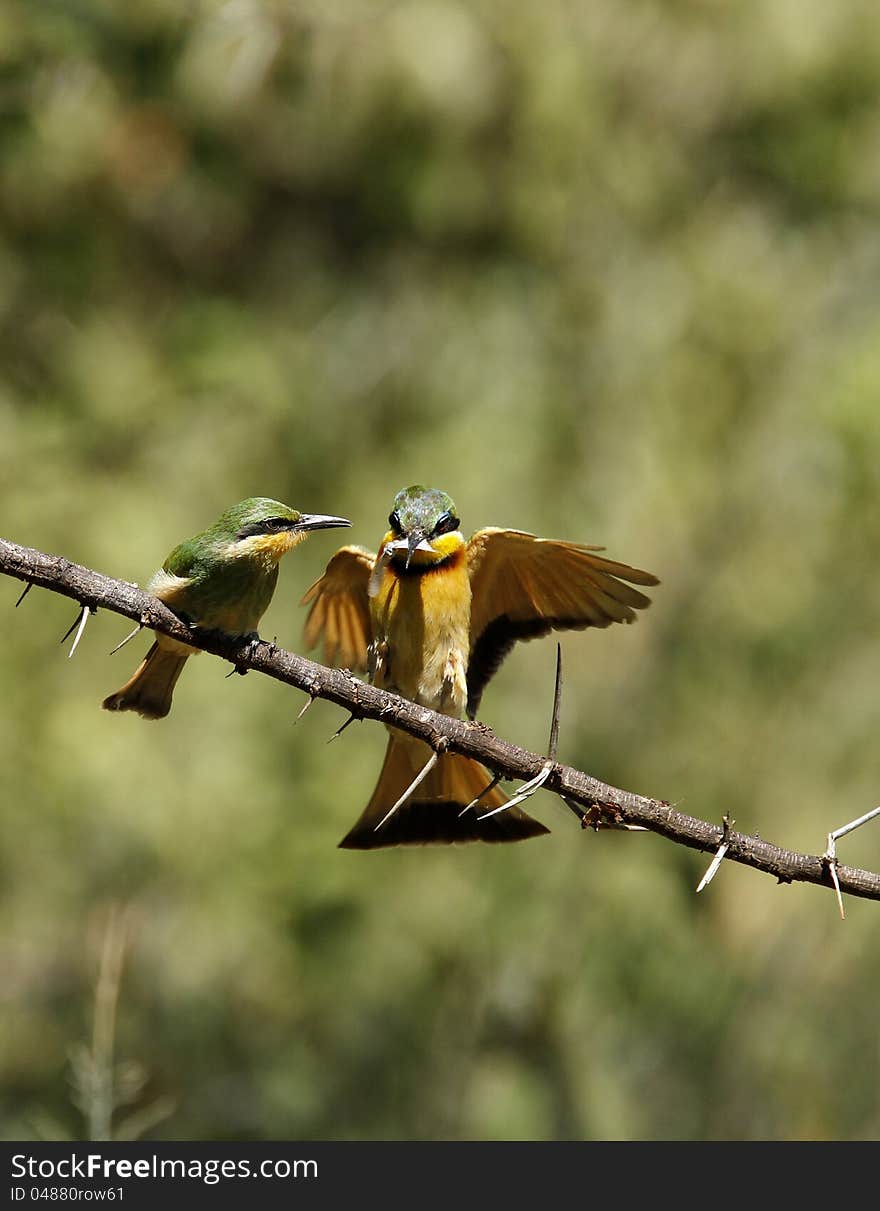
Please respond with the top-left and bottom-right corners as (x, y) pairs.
(302, 485), (658, 849)
(103, 497), (350, 719)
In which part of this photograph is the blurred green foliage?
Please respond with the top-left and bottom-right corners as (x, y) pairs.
(2, 0), (880, 1141)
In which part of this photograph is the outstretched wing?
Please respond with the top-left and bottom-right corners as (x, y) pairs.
(466, 528), (659, 718)
(301, 546), (375, 671)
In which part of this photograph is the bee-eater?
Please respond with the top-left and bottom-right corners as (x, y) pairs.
(302, 485), (658, 849)
(103, 497), (350, 719)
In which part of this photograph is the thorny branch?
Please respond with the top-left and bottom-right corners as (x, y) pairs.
(3, 535), (880, 906)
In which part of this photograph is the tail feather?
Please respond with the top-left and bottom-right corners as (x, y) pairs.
(339, 734), (550, 849)
(102, 641), (190, 720)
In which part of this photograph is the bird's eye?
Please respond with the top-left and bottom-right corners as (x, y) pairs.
(389, 511), (402, 535)
(433, 512), (459, 535)
(264, 518), (286, 532)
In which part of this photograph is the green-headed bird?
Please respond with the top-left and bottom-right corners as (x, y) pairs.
(103, 497), (350, 719)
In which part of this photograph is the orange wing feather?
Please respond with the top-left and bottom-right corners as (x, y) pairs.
(465, 528), (658, 718)
(301, 545), (374, 671)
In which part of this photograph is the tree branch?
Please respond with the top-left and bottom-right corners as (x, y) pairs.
(3, 534), (879, 904)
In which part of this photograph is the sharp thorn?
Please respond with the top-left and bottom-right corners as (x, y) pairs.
(696, 813), (734, 892)
(67, 606), (91, 659)
(818, 806), (880, 920)
(561, 795), (588, 824)
(373, 750), (439, 832)
(696, 842), (729, 893)
(59, 612), (82, 645)
(294, 695), (316, 724)
(328, 712), (359, 742)
(828, 804), (880, 847)
(108, 623), (143, 656)
(827, 856), (845, 920)
(15, 582), (33, 607)
(479, 762), (552, 819)
(548, 642), (563, 760)
(458, 773), (502, 817)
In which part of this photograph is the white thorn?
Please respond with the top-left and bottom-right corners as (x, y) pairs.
(696, 842), (729, 893)
(108, 623), (143, 656)
(696, 813), (734, 893)
(479, 761), (552, 820)
(373, 750), (439, 832)
(827, 856), (845, 921)
(821, 805), (880, 921)
(68, 607), (91, 659)
(828, 804), (880, 848)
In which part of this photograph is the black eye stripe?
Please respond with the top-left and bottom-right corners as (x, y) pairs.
(236, 517), (293, 539)
(432, 512), (460, 536)
(386, 509), (459, 539)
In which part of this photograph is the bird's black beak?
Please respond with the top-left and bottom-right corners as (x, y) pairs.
(294, 514), (352, 532)
(405, 531), (424, 570)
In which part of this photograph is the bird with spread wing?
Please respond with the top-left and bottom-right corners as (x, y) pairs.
(302, 485), (658, 849)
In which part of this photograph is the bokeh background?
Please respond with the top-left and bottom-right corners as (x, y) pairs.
(2, 0), (880, 1141)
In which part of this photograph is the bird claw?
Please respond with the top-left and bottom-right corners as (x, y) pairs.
(226, 633), (261, 676)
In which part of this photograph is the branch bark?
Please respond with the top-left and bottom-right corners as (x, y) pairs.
(3, 535), (879, 904)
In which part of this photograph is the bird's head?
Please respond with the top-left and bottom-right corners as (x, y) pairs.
(382, 486), (463, 569)
(221, 498), (351, 561)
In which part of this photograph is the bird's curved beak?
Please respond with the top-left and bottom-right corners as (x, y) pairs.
(294, 514), (352, 532)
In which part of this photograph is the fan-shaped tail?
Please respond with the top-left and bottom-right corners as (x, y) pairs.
(339, 734), (550, 849)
